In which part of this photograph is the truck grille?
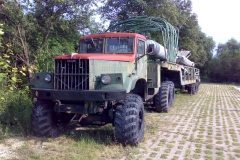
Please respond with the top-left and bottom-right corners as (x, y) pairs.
(54, 59), (89, 90)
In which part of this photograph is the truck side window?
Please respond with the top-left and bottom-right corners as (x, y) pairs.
(137, 40), (145, 55)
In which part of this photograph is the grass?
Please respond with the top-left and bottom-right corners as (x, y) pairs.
(164, 149), (171, 153)
(194, 148), (202, 153)
(166, 143), (174, 148)
(193, 154), (201, 159)
(150, 152), (157, 158)
(204, 155), (213, 160)
(216, 140), (223, 144)
(10, 126), (131, 160)
(216, 151), (224, 156)
(160, 154), (168, 159)
(172, 156), (179, 160)
(236, 154), (240, 158)
(233, 149), (240, 152)
(205, 150), (213, 155)
(206, 144), (213, 149)
(185, 149), (191, 158)
(179, 140), (186, 145)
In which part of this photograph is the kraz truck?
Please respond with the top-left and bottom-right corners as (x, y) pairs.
(30, 17), (200, 146)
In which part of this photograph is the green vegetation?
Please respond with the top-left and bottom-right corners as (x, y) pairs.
(208, 39), (240, 82)
(0, 0), (103, 136)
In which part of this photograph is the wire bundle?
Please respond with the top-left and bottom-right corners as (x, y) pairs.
(105, 16), (179, 63)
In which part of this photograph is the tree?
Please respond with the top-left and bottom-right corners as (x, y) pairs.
(101, 0), (191, 26)
(209, 39), (240, 82)
(0, 0), (102, 81)
(206, 39), (240, 82)
(178, 12), (215, 68)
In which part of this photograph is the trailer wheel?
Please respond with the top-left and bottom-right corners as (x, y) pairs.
(32, 100), (60, 137)
(114, 94), (144, 146)
(195, 83), (199, 93)
(188, 84), (196, 94)
(192, 83), (197, 94)
(168, 81), (175, 107)
(154, 81), (171, 113)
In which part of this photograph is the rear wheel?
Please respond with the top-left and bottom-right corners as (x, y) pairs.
(154, 81), (171, 113)
(195, 83), (199, 93)
(188, 84), (196, 94)
(31, 100), (60, 137)
(114, 94), (144, 146)
(192, 83), (197, 94)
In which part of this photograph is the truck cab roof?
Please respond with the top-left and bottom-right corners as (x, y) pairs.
(80, 32), (146, 40)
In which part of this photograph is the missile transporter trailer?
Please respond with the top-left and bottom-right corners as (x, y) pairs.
(30, 17), (200, 146)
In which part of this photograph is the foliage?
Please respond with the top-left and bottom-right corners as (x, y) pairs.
(208, 39), (240, 82)
(0, 24), (32, 136)
(0, 25), (28, 96)
(0, 23), (4, 82)
(0, 0), (105, 137)
(0, 88), (32, 136)
(0, 23), (3, 46)
(0, 0), (103, 80)
(101, 0), (191, 26)
(0, 41), (29, 92)
(178, 14), (215, 68)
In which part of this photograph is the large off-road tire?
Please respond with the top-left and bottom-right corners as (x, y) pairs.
(187, 84), (196, 94)
(31, 100), (60, 137)
(114, 94), (145, 146)
(154, 81), (171, 113)
(168, 81), (175, 107)
(192, 83), (197, 94)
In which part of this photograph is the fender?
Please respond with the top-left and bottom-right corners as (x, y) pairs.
(123, 74), (139, 93)
(98, 74), (139, 92)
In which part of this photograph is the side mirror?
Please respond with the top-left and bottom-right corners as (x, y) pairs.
(147, 44), (154, 54)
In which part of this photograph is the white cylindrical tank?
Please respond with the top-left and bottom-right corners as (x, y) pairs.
(146, 40), (167, 60)
(176, 55), (195, 66)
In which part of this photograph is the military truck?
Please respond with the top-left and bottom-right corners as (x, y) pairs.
(30, 17), (200, 146)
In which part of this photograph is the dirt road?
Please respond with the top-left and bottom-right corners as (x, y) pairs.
(1, 83), (240, 160)
(128, 83), (240, 160)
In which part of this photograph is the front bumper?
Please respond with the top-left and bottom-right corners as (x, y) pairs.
(31, 88), (126, 101)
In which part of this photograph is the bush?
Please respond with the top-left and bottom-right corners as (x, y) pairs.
(0, 88), (32, 136)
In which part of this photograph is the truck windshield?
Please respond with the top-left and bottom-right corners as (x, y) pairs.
(79, 38), (104, 53)
(106, 38), (133, 53)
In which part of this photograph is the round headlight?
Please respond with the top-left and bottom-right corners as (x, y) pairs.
(101, 75), (111, 84)
(45, 73), (52, 82)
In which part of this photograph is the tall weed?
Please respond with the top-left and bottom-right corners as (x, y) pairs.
(0, 88), (32, 136)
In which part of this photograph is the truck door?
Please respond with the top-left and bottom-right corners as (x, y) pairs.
(136, 39), (147, 79)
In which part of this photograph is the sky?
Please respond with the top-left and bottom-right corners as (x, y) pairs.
(191, 0), (240, 45)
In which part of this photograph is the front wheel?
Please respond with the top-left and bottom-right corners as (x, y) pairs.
(114, 94), (145, 146)
(31, 100), (60, 137)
